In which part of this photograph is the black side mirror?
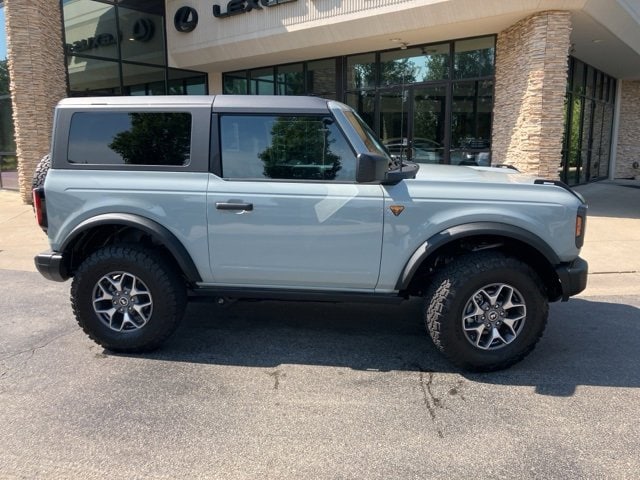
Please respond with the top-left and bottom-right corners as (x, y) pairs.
(356, 153), (388, 183)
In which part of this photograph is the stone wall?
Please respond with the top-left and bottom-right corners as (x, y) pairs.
(615, 80), (640, 179)
(493, 11), (572, 178)
(5, 0), (67, 203)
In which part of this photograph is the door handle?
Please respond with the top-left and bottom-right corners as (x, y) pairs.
(215, 202), (254, 211)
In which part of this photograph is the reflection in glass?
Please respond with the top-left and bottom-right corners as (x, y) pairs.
(454, 37), (495, 79)
(412, 86), (446, 164)
(600, 105), (613, 178)
(220, 115), (356, 181)
(68, 112), (191, 166)
(590, 103), (604, 180)
(307, 59), (336, 97)
(119, 7), (165, 66)
(63, 0), (118, 60)
(451, 80), (493, 165)
(277, 64), (304, 95)
(0, 96), (15, 152)
(224, 71), (248, 94)
(571, 59), (585, 94)
(378, 89), (409, 158)
(122, 63), (165, 95)
(345, 90), (375, 131)
(250, 68), (275, 95)
(67, 55), (120, 95)
(346, 53), (376, 90)
(169, 68), (207, 95)
(380, 43), (449, 85)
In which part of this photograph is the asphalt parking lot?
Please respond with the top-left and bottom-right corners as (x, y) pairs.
(1, 181), (639, 478)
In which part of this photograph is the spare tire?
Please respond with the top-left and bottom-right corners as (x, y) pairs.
(31, 153), (51, 190)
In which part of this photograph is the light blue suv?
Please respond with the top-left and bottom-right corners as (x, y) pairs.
(33, 95), (588, 371)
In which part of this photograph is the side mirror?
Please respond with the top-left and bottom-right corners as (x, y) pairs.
(356, 153), (388, 183)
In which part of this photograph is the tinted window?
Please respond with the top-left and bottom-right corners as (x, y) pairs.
(220, 115), (356, 181)
(68, 112), (191, 165)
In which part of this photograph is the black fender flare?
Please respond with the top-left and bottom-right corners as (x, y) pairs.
(396, 222), (561, 290)
(59, 213), (202, 282)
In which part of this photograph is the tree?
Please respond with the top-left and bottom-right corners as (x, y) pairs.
(109, 113), (190, 165)
(259, 117), (341, 180)
(0, 59), (10, 95)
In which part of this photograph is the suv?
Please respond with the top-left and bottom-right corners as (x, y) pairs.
(33, 95), (588, 371)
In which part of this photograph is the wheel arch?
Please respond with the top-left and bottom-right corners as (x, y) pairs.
(397, 222), (562, 300)
(59, 213), (202, 283)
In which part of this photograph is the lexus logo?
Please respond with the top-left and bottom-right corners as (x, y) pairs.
(132, 18), (155, 42)
(174, 6), (199, 33)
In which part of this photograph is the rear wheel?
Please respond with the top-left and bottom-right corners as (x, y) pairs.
(71, 245), (187, 352)
(425, 251), (548, 372)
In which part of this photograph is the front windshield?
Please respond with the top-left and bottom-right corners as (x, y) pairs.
(342, 110), (392, 161)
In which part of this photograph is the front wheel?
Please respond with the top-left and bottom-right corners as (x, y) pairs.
(425, 252), (548, 372)
(71, 245), (187, 352)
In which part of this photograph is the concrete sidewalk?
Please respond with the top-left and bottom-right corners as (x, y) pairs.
(1, 181), (639, 295)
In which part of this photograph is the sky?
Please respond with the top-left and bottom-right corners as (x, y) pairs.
(0, 7), (6, 60)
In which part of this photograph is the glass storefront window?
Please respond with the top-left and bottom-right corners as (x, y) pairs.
(224, 71), (248, 94)
(122, 63), (165, 95)
(561, 57), (616, 185)
(380, 43), (449, 85)
(0, 2), (16, 189)
(63, 0), (119, 60)
(346, 53), (376, 90)
(250, 68), (275, 95)
(67, 55), (121, 95)
(306, 58), (336, 97)
(345, 91), (375, 131)
(168, 68), (207, 95)
(277, 63), (304, 95)
(118, 7), (165, 66)
(224, 36), (496, 167)
(571, 59), (585, 94)
(451, 80), (493, 164)
(62, 0), (206, 97)
(454, 37), (495, 79)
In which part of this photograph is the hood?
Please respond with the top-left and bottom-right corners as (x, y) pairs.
(408, 163), (586, 204)
(413, 163), (537, 185)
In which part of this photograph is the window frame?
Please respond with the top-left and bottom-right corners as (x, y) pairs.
(54, 106), (211, 173)
(215, 112), (359, 183)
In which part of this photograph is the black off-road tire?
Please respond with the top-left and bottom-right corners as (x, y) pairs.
(424, 251), (548, 372)
(31, 153), (51, 190)
(71, 245), (187, 353)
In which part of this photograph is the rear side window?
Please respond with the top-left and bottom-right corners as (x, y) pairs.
(220, 115), (356, 181)
(67, 112), (191, 166)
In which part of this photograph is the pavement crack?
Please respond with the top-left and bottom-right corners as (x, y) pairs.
(413, 364), (445, 438)
(267, 369), (285, 390)
(0, 329), (78, 379)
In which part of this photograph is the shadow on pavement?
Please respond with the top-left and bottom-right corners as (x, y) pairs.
(112, 296), (640, 396)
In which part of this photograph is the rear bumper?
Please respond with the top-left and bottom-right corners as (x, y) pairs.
(556, 257), (588, 301)
(34, 251), (69, 282)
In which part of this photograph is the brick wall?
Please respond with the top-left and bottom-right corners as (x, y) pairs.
(492, 11), (572, 178)
(5, 0), (67, 203)
(615, 80), (640, 179)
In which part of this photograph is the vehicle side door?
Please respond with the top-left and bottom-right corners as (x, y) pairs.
(206, 113), (385, 290)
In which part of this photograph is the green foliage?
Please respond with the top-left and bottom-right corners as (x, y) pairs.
(259, 117), (341, 180)
(0, 59), (10, 95)
(109, 113), (190, 165)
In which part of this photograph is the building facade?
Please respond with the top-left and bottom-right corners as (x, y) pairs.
(1, 0), (640, 201)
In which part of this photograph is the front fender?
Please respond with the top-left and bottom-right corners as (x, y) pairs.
(396, 222), (561, 290)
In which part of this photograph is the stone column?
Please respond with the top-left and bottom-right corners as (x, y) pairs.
(615, 80), (640, 179)
(5, 0), (67, 203)
(492, 11), (572, 179)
